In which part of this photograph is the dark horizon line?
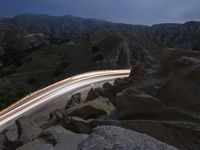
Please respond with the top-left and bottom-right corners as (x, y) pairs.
(1, 12), (200, 27)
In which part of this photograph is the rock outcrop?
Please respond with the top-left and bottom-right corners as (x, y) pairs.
(171, 56), (200, 80)
(156, 73), (200, 115)
(65, 93), (83, 109)
(85, 88), (99, 101)
(65, 96), (115, 120)
(115, 88), (166, 120)
(160, 48), (200, 73)
(101, 120), (200, 150)
(4, 123), (19, 142)
(79, 126), (177, 150)
(16, 117), (42, 143)
(43, 125), (88, 150)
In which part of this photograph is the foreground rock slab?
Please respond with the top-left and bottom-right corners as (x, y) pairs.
(79, 126), (177, 150)
(102, 120), (200, 150)
(43, 125), (88, 150)
(156, 73), (200, 115)
(115, 88), (166, 119)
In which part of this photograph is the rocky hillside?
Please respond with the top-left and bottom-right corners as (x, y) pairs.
(150, 22), (200, 50)
(0, 14), (200, 110)
(0, 14), (149, 66)
(0, 48), (199, 150)
(1, 14), (200, 66)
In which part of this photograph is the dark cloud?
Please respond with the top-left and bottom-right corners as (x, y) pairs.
(0, 0), (200, 25)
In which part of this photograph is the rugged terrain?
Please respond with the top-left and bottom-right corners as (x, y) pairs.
(0, 48), (200, 150)
(0, 14), (200, 110)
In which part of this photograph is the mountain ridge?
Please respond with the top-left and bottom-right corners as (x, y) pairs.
(0, 13), (200, 110)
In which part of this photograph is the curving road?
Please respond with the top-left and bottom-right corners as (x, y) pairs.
(0, 69), (130, 131)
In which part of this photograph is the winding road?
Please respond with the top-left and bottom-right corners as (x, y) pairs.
(0, 69), (130, 131)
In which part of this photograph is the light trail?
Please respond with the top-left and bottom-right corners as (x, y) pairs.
(0, 69), (130, 131)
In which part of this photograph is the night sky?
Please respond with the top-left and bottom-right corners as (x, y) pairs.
(0, 0), (200, 25)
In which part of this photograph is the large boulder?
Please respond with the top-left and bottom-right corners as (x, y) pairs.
(156, 73), (200, 115)
(115, 86), (198, 121)
(43, 125), (88, 150)
(65, 97), (115, 120)
(170, 56), (200, 80)
(16, 117), (42, 144)
(129, 71), (168, 97)
(160, 48), (200, 72)
(79, 126), (177, 150)
(102, 78), (132, 103)
(115, 88), (166, 119)
(101, 120), (200, 150)
(160, 49), (200, 81)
